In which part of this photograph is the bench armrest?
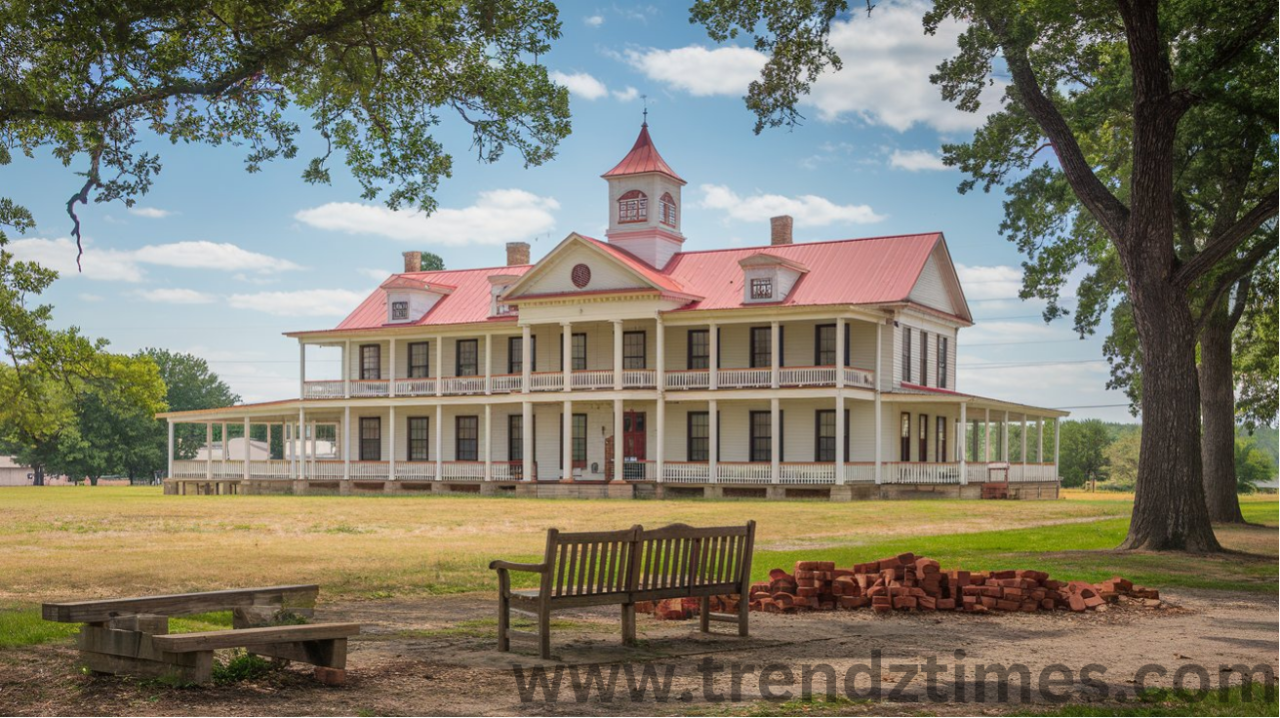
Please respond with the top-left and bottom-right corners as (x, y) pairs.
(489, 560), (547, 574)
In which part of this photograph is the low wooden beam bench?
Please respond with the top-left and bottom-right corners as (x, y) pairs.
(491, 520), (755, 658)
(42, 584), (359, 685)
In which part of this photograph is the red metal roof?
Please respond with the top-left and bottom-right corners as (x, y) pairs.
(580, 236), (693, 297)
(601, 124), (685, 183)
(333, 265), (532, 331)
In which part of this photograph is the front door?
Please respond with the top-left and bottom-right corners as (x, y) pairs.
(623, 411), (646, 480)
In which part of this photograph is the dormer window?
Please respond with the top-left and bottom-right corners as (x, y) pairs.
(390, 301), (409, 321)
(618, 190), (648, 223)
(660, 192), (677, 226)
(750, 277), (774, 300)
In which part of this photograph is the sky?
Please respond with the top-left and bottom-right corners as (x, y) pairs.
(0, 0), (1133, 421)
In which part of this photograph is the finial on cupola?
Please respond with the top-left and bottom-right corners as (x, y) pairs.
(641, 94), (648, 127)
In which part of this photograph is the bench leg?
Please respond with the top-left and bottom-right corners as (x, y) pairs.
(620, 602), (636, 647)
(698, 596), (711, 633)
(737, 592), (750, 637)
(538, 606), (552, 660)
(497, 593), (510, 653)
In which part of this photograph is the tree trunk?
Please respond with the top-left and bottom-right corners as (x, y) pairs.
(1198, 301), (1246, 523)
(33, 465), (44, 486)
(1120, 276), (1222, 551)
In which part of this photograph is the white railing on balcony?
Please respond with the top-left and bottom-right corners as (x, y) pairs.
(845, 462), (876, 483)
(248, 460), (290, 479)
(571, 369), (614, 390)
(394, 378), (436, 396)
(441, 461), (485, 480)
(529, 372), (563, 392)
(884, 462), (963, 484)
(171, 460), (204, 478)
(622, 369), (657, 388)
(778, 462), (836, 484)
(304, 381), (345, 399)
(662, 462), (711, 483)
(779, 366), (836, 387)
(312, 460), (345, 479)
(718, 462), (773, 483)
(441, 376), (486, 395)
(491, 374), (523, 393)
(349, 461), (389, 480)
(842, 366), (876, 388)
(491, 461), (528, 481)
(665, 369), (710, 390)
(397, 461), (435, 480)
(717, 368), (773, 389)
(209, 460), (242, 479)
(350, 380), (390, 398)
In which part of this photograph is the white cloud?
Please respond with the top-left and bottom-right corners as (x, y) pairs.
(6, 237), (146, 282)
(128, 206), (173, 219)
(612, 86), (640, 102)
(584, 14), (604, 27)
(955, 263), (1024, 301)
(549, 70), (610, 101)
(624, 2), (1004, 133)
(227, 289), (370, 317)
(357, 267), (391, 282)
(295, 190), (559, 246)
(624, 46), (766, 97)
(132, 288), (217, 304)
(132, 241), (302, 274)
(889, 149), (949, 172)
(698, 184), (885, 227)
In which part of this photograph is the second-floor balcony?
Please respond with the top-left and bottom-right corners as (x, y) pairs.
(302, 364), (875, 399)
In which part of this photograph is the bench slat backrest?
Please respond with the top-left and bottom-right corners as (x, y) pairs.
(42, 585), (319, 623)
(634, 521), (755, 593)
(545, 526), (641, 598)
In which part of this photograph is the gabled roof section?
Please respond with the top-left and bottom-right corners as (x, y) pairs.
(601, 123), (686, 185)
(326, 264), (533, 332)
(737, 252), (810, 274)
(501, 233), (699, 302)
(906, 239), (972, 323)
(380, 275), (455, 294)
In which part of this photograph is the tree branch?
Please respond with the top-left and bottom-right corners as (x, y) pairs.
(1193, 239), (1277, 336)
(1174, 194), (1279, 289)
(1227, 273), (1251, 331)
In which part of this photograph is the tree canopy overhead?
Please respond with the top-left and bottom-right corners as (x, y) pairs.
(0, 0), (572, 259)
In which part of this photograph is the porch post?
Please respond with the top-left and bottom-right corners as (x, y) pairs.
(522, 401), (533, 481)
(873, 319), (882, 485)
(220, 422), (228, 475)
(770, 321), (780, 389)
(612, 320), (623, 391)
(484, 333), (492, 395)
(983, 408), (991, 462)
(298, 408), (306, 479)
(243, 417), (250, 482)
(656, 315), (665, 483)
(343, 340), (351, 398)
(655, 316), (665, 390)
(1053, 419), (1061, 481)
(708, 322), (719, 390)
(167, 420), (175, 479)
(835, 392), (845, 484)
(1037, 417), (1045, 465)
(309, 420), (317, 477)
(612, 398), (624, 482)
(708, 398), (718, 483)
(655, 397), (665, 483)
(435, 337), (444, 397)
(1003, 411), (1010, 462)
(299, 342), (306, 399)
(434, 403), (443, 480)
(959, 402), (968, 485)
(561, 322), (572, 390)
(561, 400), (573, 482)
(389, 337), (397, 397)
(835, 318), (845, 388)
(521, 325), (532, 393)
(343, 406), (352, 481)
(770, 397), (780, 484)
(205, 422), (213, 480)
(285, 422), (293, 478)
(484, 404), (492, 481)
(1021, 414), (1028, 469)
(388, 406), (396, 481)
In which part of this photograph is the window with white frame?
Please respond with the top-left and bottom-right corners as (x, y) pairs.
(390, 300), (409, 321)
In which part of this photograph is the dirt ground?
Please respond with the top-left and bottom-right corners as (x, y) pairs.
(1, 588), (1276, 716)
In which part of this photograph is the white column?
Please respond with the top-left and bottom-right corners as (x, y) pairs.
(562, 322), (573, 391)
(561, 400), (573, 482)
(770, 321), (780, 389)
(835, 318), (845, 388)
(1003, 411), (1010, 462)
(298, 342), (306, 399)
(835, 392), (845, 484)
(1021, 414), (1028, 468)
(309, 420), (318, 477)
(484, 404), (493, 481)
(1037, 417), (1045, 465)
(655, 397), (666, 483)
(959, 402), (968, 485)
(343, 406), (352, 481)
(612, 398), (624, 482)
(1053, 419), (1061, 479)
(874, 319), (883, 484)
(389, 337), (397, 397)
(285, 422), (293, 477)
(521, 401), (533, 481)
(984, 408), (991, 462)
(343, 340), (351, 399)
(298, 408), (306, 479)
(655, 316), (666, 391)
(708, 398), (719, 483)
(434, 403), (443, 480)
(612, 320), (623, 391)
(388, 406), (396, 481)
(435, 337), (444, 397)
(484, 333), (492, 395)
(521, 325), (532, 393)
(205, 423), (213, 480)
(167, 420), (175, 479)
(770, 397), (780, 484)
(243, 417), (251, 481)
(220, 422), (228, 474)
(708, 322), (719, 390)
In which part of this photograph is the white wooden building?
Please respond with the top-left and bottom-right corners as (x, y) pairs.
(162, 124), (1066, 500)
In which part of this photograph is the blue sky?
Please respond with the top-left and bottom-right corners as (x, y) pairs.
(1, 0), (1131, 420)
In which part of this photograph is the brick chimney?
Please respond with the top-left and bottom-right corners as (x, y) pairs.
(402, 250), (422, 273)
(770, 215), (794, 245)
(506, 241), (531, 266)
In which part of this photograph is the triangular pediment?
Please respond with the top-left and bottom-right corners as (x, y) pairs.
(502, 233), (694, 302)
(907, 237), (971, 322)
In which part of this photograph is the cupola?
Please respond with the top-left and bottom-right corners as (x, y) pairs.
(380, 275), (454, 324)
(602, 122), (686, 269)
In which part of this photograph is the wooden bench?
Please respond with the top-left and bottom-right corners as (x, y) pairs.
(42, 585), (359, 685)
(491, 521), (755, 658)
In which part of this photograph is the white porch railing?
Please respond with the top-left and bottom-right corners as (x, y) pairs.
(842, 366), (876, 388)
(778, 462), (836, 484)
(717, 462), (773, 483)
(350, 380), (390, 398)
(491, 461), (527, 481)
(662, 462), (711, 483)
(441, 376), (486, 395)
(845, 462), (876, 483)
(883, 462), (963, 484)
(491, 374), (523, 393)
(570, 370), (614, 390)
(312, 460), (345, 479)
(441, 461), (485, 480)
(247, 460), (290, 479)
(349, 461), (389, 479)
(303, 381), (345, 399)
(665, 369), (710, 390)
(529, 372), (563, 391)
(622, 369), (657, 388)
(172, 460), (204, 478)
(394, 378), (436, 396)
(717, 368), (772, 389)
(397, 461), (435, 480)
(779, 366), (836, 387)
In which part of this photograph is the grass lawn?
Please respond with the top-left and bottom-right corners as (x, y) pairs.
(0, 487), (1273, 606)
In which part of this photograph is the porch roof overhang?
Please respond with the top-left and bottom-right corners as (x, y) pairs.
(886, 385), (1070, 418)
(158, 399), (310, 422)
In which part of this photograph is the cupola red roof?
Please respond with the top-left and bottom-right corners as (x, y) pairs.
(601, 123), (685, 184)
